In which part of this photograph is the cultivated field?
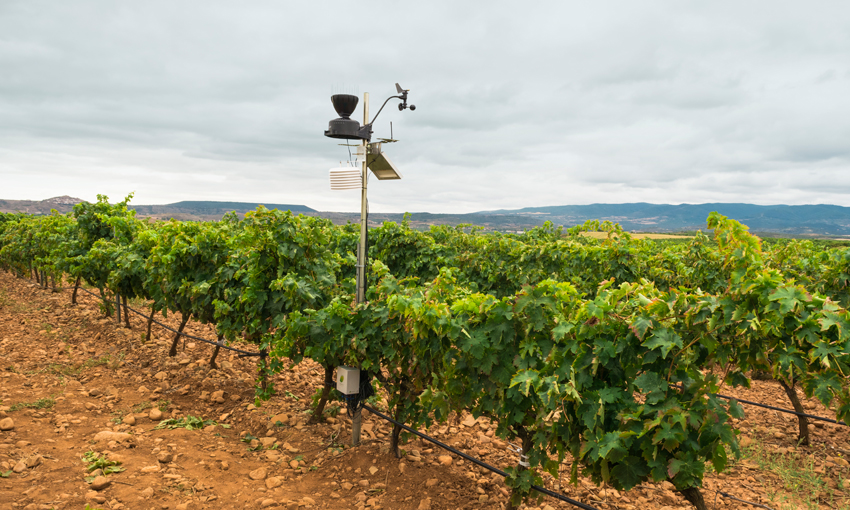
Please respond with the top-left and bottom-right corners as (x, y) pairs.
(3, 272), (850, 510)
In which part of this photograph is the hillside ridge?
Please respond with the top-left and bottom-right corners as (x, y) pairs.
(476, 202), (850, 235)
(2, 197), (850, 236)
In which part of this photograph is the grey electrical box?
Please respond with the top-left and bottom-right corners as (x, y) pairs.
(336, 366), (360, 395)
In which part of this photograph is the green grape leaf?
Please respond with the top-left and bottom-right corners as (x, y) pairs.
(642, 328), (683, 359)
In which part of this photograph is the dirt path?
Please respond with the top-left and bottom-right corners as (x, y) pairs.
(2, 270), (850, 510)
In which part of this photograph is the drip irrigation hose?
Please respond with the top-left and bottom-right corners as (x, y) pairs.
(74, 286), (264, 359)
(672, 383), (848, 427)
(362, 404), (599, 510)
(715, 490), (774, 509)
(715, 391), (847, 427)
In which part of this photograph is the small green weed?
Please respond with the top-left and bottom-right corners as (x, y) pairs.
(155, 416), (215, 431)
(9, 396), (55, 412)
(128, 296), (148, 308)
(284, 391), (300, 401)
(0, 470), (12, 478)
(157, 400), (170, 412)
(240, 433), (263, 451)
(45, 363), (74, 376)
(81, 451), (125, 481)
(44, 352), (121, 377)
(79, 354), (112, 371)
(110, 411), (125, 424)
(133, 401), (152, 413)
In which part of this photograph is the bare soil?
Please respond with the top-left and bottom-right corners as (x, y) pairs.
(1, 270), (850, 510)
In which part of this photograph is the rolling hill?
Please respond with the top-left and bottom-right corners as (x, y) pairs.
(478, 203), (850, 236)
(3, 197), (850, 236)
(0, 198), (315, 222)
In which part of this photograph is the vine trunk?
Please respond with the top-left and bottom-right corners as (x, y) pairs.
(122, 295), (130, 328)
(209, 334), (223, 368)
(777, 378), (810, 446)
(71, 276), (80, 304)
(168, 312), (190, 356)
(309, 365), (335, 424)
(679, 487), (707, 510)
(145, 307), (156, 342)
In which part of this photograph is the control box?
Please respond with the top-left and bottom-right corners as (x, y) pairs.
(336, 366), (360, 395)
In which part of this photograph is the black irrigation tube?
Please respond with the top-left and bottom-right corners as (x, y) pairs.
(362, 404), (600, 510)
(715, 490), (775, 510)
(714, 391), (848, 428)
(672, 383), (850, 428)
(74, 286), (264, 359)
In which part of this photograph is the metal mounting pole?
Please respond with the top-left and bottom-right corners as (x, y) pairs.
(352, 91), (369, 447)
(356, 92), (369, 305)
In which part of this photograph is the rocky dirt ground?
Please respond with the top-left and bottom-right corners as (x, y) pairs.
(2, 270), (850, 510)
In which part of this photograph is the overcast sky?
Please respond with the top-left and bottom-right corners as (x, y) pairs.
(2, 1), (850, 213)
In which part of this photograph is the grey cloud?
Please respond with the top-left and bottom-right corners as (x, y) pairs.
(3, 1), (850, 213)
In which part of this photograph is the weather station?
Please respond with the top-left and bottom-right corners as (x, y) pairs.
(324, 83), (415, 445)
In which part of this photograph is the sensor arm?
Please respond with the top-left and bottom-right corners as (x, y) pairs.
(367, 94), (405, 127)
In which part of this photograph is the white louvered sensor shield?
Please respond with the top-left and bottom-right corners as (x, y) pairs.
(329, 167), (361, 190)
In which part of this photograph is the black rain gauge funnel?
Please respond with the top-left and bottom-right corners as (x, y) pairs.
(332, 94), (358, 117)
(324, 94), (373, 140)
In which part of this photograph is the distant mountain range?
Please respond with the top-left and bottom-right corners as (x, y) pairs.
(129, 201), (315, 220)
(478, 203), (850, 236)
(3, 197), (850, 237)
(0, 197), (315, 222)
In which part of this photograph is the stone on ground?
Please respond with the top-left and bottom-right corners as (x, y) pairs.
(90, 476), (111, 491)
(249, 466), (267, 480)
(93, 430), (132, 442)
